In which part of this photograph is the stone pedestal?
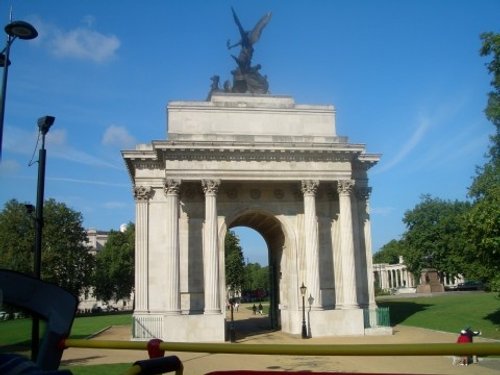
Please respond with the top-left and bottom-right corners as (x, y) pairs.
(416, 268), (444, 293)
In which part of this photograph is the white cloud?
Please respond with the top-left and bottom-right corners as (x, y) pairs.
(52, 27), (120, 63)
(43, 129), (121, 169)
(0, 159), (21, 175)
(28, 16), (120, 63)
(371, 206), (395, 216)
(102, 125), (136, 148)
(4, 126), (122, 169)
(103, 201), (130, 209)
(373, 115), (430, 174)
(47, 177), (129, 188)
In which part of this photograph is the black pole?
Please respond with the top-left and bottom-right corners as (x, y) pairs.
(301, 294), (307, 339)
(230, 302), (236, 342)
(0, 36), (12, 161)
(31, 134), (46, 361)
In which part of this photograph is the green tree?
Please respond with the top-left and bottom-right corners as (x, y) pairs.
(462, 32), (500, 290)
(244, 262), (269, 291)
(0, 199), (36, 274)
(94, 223), (135, 302)
(373, 239), (405, 264)
(41, 199), (95, 297)
(0, 199), (94, 297)
(401, 195), (470, 279)
(225, 230), (245, 296)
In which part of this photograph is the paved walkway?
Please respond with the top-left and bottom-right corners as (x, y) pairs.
(61, 308), (500, 374)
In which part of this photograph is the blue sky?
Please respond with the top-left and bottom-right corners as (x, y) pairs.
(0, 1), (498, 266)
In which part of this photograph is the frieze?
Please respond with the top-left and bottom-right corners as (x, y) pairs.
(160, 149), (355, 163)
(134, 161), (163, 170)
(226, 188), (238, 199)
(273, 189), (285, 199)
(250, 189), (261, 200)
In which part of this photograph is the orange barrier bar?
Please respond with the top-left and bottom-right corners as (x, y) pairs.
(63, 339), (500, 357)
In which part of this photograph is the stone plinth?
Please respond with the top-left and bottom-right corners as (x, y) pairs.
(416, 268), (444, 293)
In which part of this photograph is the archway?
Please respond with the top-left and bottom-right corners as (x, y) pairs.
(229, 211), (285, 333)
(123, 94), (380, 342)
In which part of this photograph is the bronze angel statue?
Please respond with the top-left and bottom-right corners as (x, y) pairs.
(226, 8), (272, 94)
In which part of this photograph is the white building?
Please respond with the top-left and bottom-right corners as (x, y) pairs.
(78, 228), (133, 312)
(373, 256), (464, 294)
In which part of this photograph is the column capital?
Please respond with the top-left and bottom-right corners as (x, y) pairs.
(337, 179), (355, 195)
(301, 180), (319, 195)
(202, 179), (221, 194)
(134, 185), (153, 201)
(164, 179), (181, 195)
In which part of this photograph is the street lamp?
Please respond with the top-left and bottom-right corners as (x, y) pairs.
(0, 20), (38, 160)
(300, 282), (307, 339)
(32, 115), (55, 361)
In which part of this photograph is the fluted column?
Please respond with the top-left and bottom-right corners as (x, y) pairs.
(134, 185), (153, 312)
(202, 179), (221, 314)
(358, 186), (377, 308)
(337, 179), (359, 309)
(301, 180), (321, 309)
(164, 179), (181, 315)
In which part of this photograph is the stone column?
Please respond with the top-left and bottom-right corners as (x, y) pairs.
(301, 180), (321, 309)
(337, 179), (359, 309)
(134, 185), (153, 312)
(202, 179), (221, 314)
(358, 186), (377, 308)
(164, 179), (181, 315)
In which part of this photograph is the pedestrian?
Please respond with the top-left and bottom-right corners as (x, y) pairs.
(252, 304), (257, 315)
(234, 301), (239, 312)
(258, 303), (263, 315)
(464, 327), (481, 364)
(455, 329), (471, 366)
(455, 329), (472, 366)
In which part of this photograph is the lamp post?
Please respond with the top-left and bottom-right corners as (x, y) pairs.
(31, 115), (55, 361)
(0, 20), (38, 160)
(300, 283), (307, 339)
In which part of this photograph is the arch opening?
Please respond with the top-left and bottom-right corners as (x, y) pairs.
(226, 210), (285, 338)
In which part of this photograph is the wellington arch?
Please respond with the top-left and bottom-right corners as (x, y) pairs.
(122, 93), (382, 342)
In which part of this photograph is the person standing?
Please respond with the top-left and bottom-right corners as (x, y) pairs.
(455, 329), (472, 366)
(258, 303), (263, 315)
(252, 304), (257, 315)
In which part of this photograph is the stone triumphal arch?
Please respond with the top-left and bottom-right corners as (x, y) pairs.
(122, 93), (380, 342)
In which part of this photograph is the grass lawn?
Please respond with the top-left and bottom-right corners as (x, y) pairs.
(0, 312), (132, 352)
(377, 292), (500, 340)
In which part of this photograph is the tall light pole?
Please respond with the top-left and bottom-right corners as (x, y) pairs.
(32, 115), (55, 361)
(0, 20), (38, 160)
(300, 283), (307, 339)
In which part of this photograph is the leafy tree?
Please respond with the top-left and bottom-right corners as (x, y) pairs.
(40, 199), (95, 297)
(462, 32), (500, 290)
(244, 262), (269, 291)
(0, 199), (36, 274)
(401, 195), (470, 279)
(94, 223), (135, 302)
(225, 230), (245, 297)
(0, 199), (94, 298)
(373, 239), (405, 264)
